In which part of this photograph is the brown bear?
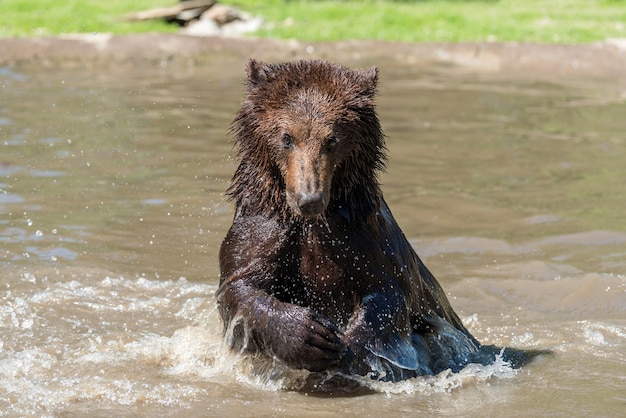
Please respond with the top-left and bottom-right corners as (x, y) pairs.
(217, 59), (536, 382)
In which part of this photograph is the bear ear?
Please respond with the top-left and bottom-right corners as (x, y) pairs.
(358, 67), (378, 99)
(246, 59), (271, 86)
(365, 66), (379, 84)
(360, 66), (379, 97)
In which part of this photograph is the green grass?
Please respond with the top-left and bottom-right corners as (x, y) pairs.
(234, 0), (626, 43)
(0, 0), (177, 37)
(2, 0), (626, 43)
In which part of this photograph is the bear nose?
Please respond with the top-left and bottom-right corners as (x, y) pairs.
(297, 192), (325, 217)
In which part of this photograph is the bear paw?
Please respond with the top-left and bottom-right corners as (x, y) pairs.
(271, 306), (347, 372)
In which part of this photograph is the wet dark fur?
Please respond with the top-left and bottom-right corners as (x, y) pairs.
(217, 59), (539, 382)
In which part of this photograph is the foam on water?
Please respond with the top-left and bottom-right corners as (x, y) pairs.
(0, 271), (543, 415)
(0, 269), (624, 417)
(362, 354), (519, 396)
(0, 273), (225, 415)
(207, 345), (520, 397)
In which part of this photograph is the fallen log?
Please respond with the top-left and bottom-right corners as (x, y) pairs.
(124, 0), (216, 22)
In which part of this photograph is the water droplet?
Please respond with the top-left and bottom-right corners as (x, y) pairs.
(22, 272), (36, 283)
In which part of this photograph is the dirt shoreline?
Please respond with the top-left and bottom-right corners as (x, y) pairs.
(2, 34), (626, 83)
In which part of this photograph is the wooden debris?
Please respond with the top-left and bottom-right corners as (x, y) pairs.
(203, 4), (241, 26)
(124, 0), (216, 22)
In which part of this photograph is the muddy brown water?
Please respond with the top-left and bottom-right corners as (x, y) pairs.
(1, 37), (625, 417)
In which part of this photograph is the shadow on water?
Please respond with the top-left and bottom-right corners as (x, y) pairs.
(1, 39), (625, 416)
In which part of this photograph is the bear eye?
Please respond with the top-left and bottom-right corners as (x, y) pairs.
(326, 135), (340, 148)
(281, 133), (294, 150)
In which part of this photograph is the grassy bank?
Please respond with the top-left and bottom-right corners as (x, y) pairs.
(1, 0), (625, 43)
(238, 0), (626, 43)
(0, 0), (177, 37)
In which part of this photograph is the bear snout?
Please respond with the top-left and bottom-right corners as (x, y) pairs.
(297, 191), (326, 217)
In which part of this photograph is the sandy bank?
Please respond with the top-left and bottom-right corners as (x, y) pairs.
(2, 35), (625, 86)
